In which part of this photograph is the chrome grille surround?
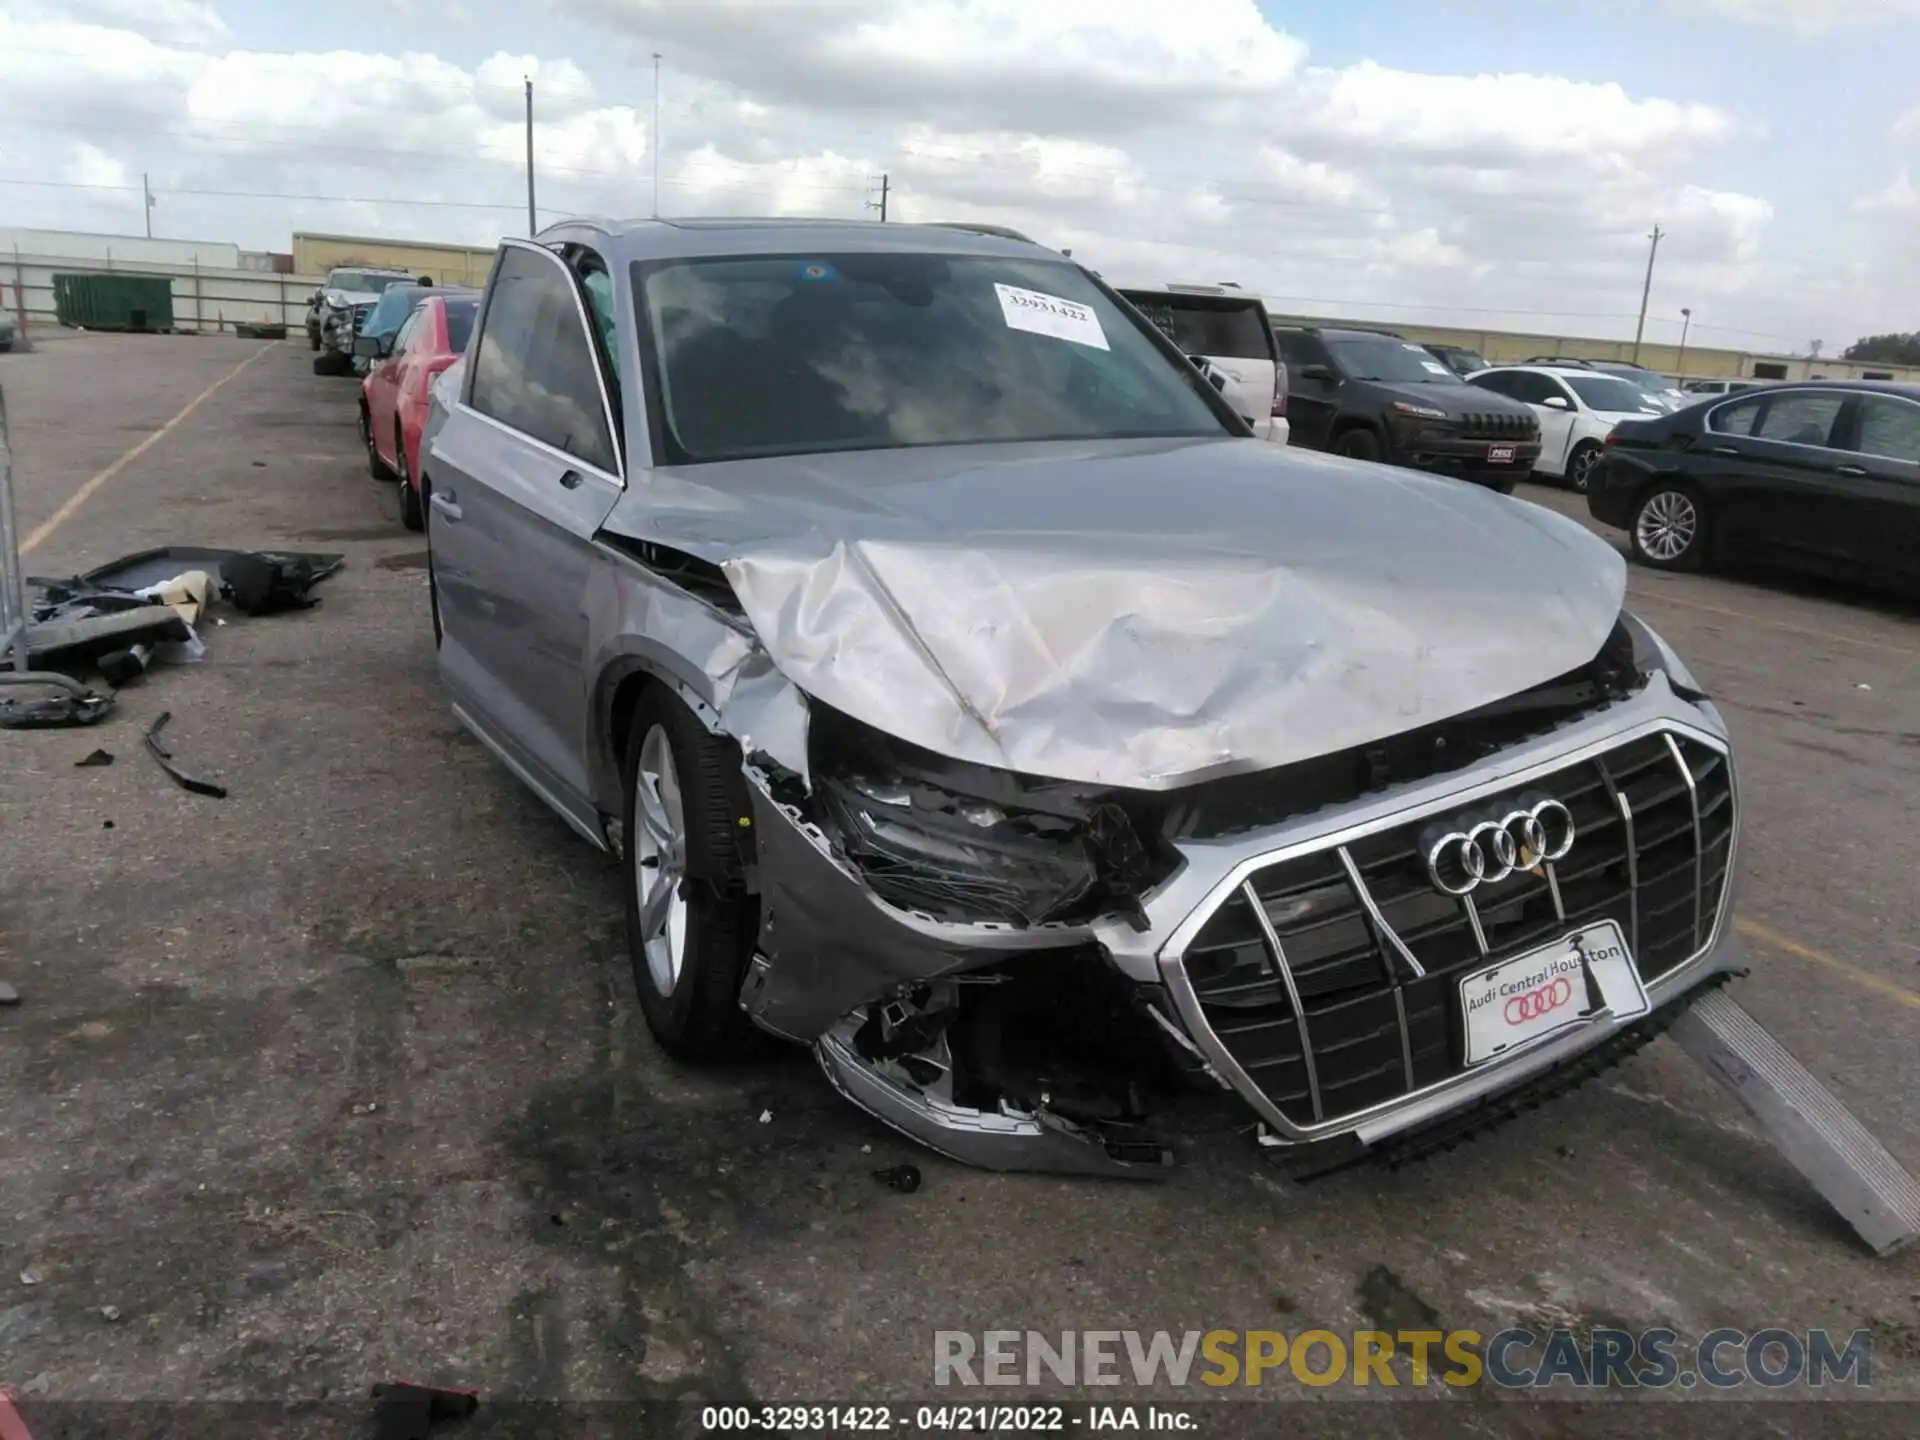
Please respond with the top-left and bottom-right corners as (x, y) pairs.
(1153, 710), (1738, 1146)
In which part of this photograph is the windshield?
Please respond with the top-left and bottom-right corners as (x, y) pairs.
(639, 253), (1234, 463)
(1597, 365), (1671, 394)
(1565, 375), (1662, 413)
(1121, 293), (1275, 361)
(1328, 338), (1463, 385)
(1437, 348), (1485, 373)
(364, 287), (426, 336)
(328, 270), (410, 295)
(444, 298), (478, 352)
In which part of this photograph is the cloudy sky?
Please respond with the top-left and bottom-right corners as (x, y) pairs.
(1, 0), (1916, 354)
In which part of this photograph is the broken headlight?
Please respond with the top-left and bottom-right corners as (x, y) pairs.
(806, 707), (1173, 928)
(817, 773), (1103, 927)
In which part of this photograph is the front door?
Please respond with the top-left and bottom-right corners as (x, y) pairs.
(427, 241), (624, 828)
(1693, 388), (1849, 567)
(1276, 331), (1340, 449)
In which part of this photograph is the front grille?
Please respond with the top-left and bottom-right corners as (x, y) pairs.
(1459, 410), (1536, 441)
(1177, 730), (1733, 1129)
(350, 302), (374, 330)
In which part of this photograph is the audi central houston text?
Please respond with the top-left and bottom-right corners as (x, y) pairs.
(421, 217), (1742, 1174)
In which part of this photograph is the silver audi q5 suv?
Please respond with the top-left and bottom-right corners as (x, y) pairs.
(417, 217), (1741, 1176)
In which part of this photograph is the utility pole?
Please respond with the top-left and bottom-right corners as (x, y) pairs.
(868, 173), (889, 222)
(1631, 223), (1663, 364)
(142, 172), (153, 239)
(524, 78), (537, 235)
(1677, 306), (1692, 376)
(651, 53), (663, 219)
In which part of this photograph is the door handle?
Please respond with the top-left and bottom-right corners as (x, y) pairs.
(1834, 464), (1868, 476)
(430, 490), (463, 521)
(559, 468), (584, 490)
(1710, 445), (1742, 457)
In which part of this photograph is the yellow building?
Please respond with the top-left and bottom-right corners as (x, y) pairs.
(291, 232), (500, 287)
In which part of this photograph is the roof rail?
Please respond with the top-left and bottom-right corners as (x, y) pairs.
(919, 222), (1041, 244)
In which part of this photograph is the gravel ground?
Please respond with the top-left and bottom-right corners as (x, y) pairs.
(1, 333), (1916, 1433)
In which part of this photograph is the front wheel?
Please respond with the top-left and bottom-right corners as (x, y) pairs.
(622, 688), (760, 1063)
(1630, 481), (1710, 571)
(1566, 441), (1602, 493)
(1333, 427), (1382, 463)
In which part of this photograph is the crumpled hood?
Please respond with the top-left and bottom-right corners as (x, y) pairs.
(604, 437), (1625, 789)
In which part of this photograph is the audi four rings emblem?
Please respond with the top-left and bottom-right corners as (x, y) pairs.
(1421, 794), (1576, 896)
(1505, 977), (1573, 1026)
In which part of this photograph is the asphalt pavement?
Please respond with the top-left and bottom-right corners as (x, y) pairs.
(1, 333), (1916, 1429)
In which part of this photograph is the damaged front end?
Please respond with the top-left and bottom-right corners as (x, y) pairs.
(744, 705), (1223, 1176)
(742, 619), (1671, 1178)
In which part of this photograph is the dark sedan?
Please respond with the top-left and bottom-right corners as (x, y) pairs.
(1588, 381), (1920, 593)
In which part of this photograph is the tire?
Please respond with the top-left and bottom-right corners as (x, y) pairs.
(362, 402), (393, 479)
(1629, 480), (1710, 572)
(313, 351), (349, 377)
(1333, 426), (1383, 463)
(308, 328), (320, 352)
(1483, 474), (1519, 496)
(396, 423), (423, 532)
(1566, 441), (1602, 493)
(622, 687), (760, 1063)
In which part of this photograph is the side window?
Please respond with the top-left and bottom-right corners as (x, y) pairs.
(1503, 373), (1559, 406)
(469, 246), (619, 475)
(1753, 392), (1844, 448)
(1854, 397), (1920, 463)
(564, 243), (621, 383)
(391, 311), (422, 358)
(1707, 397), (1761, 435)
(1274, 330), (1316, 368)
(1469, 371), (1516, 398)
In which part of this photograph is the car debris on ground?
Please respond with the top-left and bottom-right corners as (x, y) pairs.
(143, 711), (228, 799)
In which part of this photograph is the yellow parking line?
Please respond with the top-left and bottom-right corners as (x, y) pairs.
(20, 342), (275, 557)
(1736, 917), (1920, 1012)
(1637, 589), (1920, 663)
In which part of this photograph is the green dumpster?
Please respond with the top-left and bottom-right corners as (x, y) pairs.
(52, 274), (176, 333)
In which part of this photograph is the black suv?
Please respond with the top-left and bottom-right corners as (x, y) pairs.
(1277, 326), (1541, 492)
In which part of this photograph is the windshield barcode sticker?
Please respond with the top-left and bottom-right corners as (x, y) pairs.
(994, 283), (1109, 351)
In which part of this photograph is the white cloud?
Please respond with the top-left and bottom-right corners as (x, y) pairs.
(1856, 170), (1920, 215)
(1893, 106), (1920, 144)
(12, 0), (227, 46)
(0, 1), (1894, 349)
(1687, 0), (1920, 32)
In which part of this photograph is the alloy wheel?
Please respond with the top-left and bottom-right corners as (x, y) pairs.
(633, 725), (689, 996)
(1636, 489), (1698, 562)
(1570, 447), (1598, 491)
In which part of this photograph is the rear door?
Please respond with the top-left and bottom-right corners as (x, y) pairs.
(427, 240), (624, 833)
(1125, 291), (1281, 439)
(1833, 393), (1920, 586)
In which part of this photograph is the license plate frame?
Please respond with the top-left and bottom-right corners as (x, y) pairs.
(1459, 919), (1648, 1067)
(1487, 443), (1517, 464)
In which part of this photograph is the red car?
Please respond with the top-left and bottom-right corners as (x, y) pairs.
(359, 293), (479, 531)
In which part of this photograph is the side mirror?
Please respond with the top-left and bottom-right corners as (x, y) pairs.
(1542, 395), (1571, 410)
(352, 334), (382, 358)
(1298, 363), (1336, 383)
